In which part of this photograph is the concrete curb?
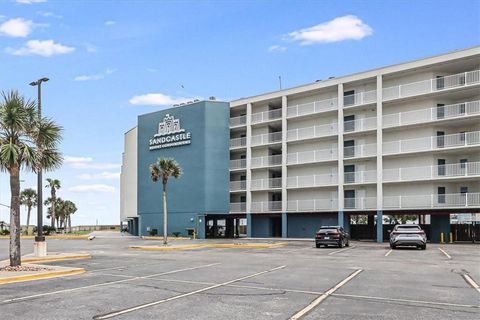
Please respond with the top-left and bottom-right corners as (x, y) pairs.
(21, 254), (92, 264)
(129, 242), (288, 251)
(141, 236), (192, 241)
(0, 235), (90, 240)
(0, 267), (85, 285)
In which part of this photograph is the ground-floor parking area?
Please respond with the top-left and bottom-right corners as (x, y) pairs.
(1, 234), (479, 319)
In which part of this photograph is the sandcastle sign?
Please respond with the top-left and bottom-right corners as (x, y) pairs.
(149, 114), (192, 150)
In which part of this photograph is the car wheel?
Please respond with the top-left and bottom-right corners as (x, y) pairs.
(390, 243), (396, 249)
(345, 239), (350, 247)
(338, 240), (344, 248)
(421, 245), (426, 250)
(315, 243), (321, 248)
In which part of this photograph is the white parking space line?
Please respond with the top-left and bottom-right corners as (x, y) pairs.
(328, 245), (356, 256)
(1, 263), (221, 304)
(92, 265), (286, 320)
(463, 274), (480, 294)
(289, 269), (363, 320)
(384, 249), (393, 257)
(438, 248), (452, 259)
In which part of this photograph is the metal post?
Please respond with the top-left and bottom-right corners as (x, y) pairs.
(36, 82), (44, 242)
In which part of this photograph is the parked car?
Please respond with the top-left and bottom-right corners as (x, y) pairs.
(315, 226), (349, 248)
(390, 224), (427, 250)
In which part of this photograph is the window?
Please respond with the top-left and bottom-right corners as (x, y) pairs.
(344, 190), (356, 209)
(344, 90), (355, 106)
(460, 186), (468, 194)
(438, 187), (446, 204)
(460, 131), (466, 142)
(344, 165), (356, 183)
(459, 103), (466, 115)
(460, 159), (468, 169)
(437, 159), (446, 176)
(344, 115), (355, 132)
(344, 140), (355, 158)
(436, 76), (445, 90)
(436, 131), (445, 148)
(436, 104), (445, 119)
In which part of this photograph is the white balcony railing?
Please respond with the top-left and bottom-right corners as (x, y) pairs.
(230, 180), (246, 191)
(287, 97), (338, 118)
(382, 70), (480, 101)
(383, 162), (480, 182)
(344, 170), (377, 184)
(230, 115), (247, 127)
(287, 123), (338, 141)
(343, 90), (377, 107)
(251, 177), (282, 190)
(344, 143), (377, 158)
(230, 159), (246, 170)
(344, 197), (377, 210)
(287, 147), (338, 165)
(287, 199), (338, 212)
(251, 109), (282, 124)
(383, 193), (480, 209)
(251, 132), (282, 146)
(383, 131), (480, 155)
(344, 117), (377, 133)
(251, 154), (282, 168)
(230, 137), (246, 148)
(287, 173), (338, 188)
(251, 201), (282, 212)
(383, 100), (480, 128)
(230, 202), (246, 213)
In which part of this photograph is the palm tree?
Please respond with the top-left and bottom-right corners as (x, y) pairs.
(0, 90), (62, 266)
(45, 178), (61, 229)
(63, 200), (77, 233)
(150, 158), (182, 245)
(20, 188), (37, 235)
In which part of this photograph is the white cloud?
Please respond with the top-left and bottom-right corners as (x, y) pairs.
(284, 15), (373, 45)
(104, 20), (116, 26)
(78, 171), (121, 180)
(268, 45), (287, 52)
(73, 68), (115, 81)
(6, 39), (75, 57)
(129, 93), (197, 106)
(0, 18), (34, 37)
(65, 156), (120, 170)
(85, 44), (97, 53)
(37, 11), (62, 19)
(16, 0), (47, 3)
(146, 68), (158, 73)
(68, 184), (115, 193)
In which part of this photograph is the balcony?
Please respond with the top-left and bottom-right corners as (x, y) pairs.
(230, 202), (246, 213)
(287, 173), (338, 188)
(230, 180), (246, 192)
(383, 193), (480, 209)
(287, 97), (338, 118)
(230, 115), (246, 127)
(251, 178), (282, 191)
(287, 199), (338, 212)
(251, 154), (282, 168)
(344, 117), (377, 133)
(344, 197), (377, 210)
(344, 143), (377, 159)
(383, 131), (480, 155)
(287, 123), (338, 142)
(251, 201), (282, 212)
(383, 100), (480, 128)
(230, 137), (246, 149)
(344, 170), (377, 184)
(230, 159), (246, 170)
(287, 147), (338, 165)
(343, 90), (377, 108)
(382, 70), (480, 101)
(251, 132), (282, 146)
(251, 109), (282, 124)
(383, 161), (480, 183)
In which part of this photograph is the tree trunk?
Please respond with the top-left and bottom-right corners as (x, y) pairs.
(163, 180), (168, 245)
(26, 206), (31, 235)
(9, 166), (21, 267)
(68, 215), (71, 233)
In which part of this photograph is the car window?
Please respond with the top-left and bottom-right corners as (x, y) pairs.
(396, 225), (420, 230)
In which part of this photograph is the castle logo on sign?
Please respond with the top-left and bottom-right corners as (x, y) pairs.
(149, 114), (191, 150)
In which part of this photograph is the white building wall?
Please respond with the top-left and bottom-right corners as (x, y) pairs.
(120, 127), (138, 221)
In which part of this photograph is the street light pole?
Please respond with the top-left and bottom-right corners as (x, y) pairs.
(29, 77), (49, 245)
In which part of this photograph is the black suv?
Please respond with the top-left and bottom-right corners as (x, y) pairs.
(315, 226), (350, 248)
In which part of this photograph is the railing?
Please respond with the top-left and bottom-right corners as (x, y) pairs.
(230, 115), (246, 127)
(251, 201), (282, 212)
(383, 131), (480, 155)
(382, 70), (480, 101)
(383, 100), (480, 128)
(287, 123), (338, 141)
(343, 90), (377, 107)
(251, 177), (282, 190)
(383, 162), (480, 182)
(230, 180), (246, 191)
(344, 197), (377, 210)
(251, 131), (282, 146)
(230, 159), (246, 170)
(287, 147), (338, 165)
(344, 117), (376, 133)
(287, 97), (338, 118)
(251, 154), (282, 168)
(344, 170), (377, 184)
(287, 174), (338, 188)
(230, 137), (247, 148)
(230, 202), (247, 212)
(344, 143), (377, 158)
(287, 199), (338, 212)
(251, 109), (282, 124)
(383, 193), (480, 209)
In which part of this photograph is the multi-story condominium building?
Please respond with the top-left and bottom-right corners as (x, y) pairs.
(229, 46), (480, 242)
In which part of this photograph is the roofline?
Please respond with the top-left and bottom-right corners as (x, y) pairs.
(137, 99), (228, 118)
(230, 45), (480, 106)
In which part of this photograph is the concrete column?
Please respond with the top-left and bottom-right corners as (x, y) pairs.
(338, 211), (344, 228)
(376, 75), (383, 211)
(196, 214), (206, 239)
(376, 210), (383, 243)
(246, 213), (252, 238)
(281, 212), (288, 238)
(246, 103), (252, 214)
(281, 96), (288, 214)
(337, 84), (344, 213)
(430, 214), (450, 243)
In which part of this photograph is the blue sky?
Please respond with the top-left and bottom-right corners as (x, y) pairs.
(0, 0), (479, 226)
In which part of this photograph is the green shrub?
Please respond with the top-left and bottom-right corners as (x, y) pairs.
(172, 232), (181, 238)
(149, 229), (158, 236)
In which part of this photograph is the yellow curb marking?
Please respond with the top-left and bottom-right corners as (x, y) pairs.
(463, 274), (480, 294)
(0, 268), (85, 285)
(21, 254), (92, 264)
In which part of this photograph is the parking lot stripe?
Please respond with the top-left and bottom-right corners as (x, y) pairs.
(92, 265), (286, 320)
(384, 249), (393, 257)
(1, 263), (221, 304)
(328, 245), (356, 256)
(289, 269), (363, 320)
(463, 274), (480, 294)
(438, 248), (452, 259)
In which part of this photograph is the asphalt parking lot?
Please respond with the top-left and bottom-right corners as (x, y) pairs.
(1, 233), (479, 320)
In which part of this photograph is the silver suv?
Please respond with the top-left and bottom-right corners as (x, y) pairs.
(390, 224), (427, 250)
